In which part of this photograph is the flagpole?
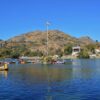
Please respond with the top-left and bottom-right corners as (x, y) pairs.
(46, 22), (50, 56)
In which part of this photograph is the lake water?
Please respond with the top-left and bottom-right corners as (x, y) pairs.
(0, 59), (100, 100)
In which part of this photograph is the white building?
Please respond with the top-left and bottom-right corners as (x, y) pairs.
(72, 46), (81, 56)
(95, 49), (100, 54)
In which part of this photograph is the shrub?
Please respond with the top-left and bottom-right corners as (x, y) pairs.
(78, 49), (89, 58)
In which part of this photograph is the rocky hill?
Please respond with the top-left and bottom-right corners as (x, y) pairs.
(79, 36), (95, 45)
(4, 30), (96, 54)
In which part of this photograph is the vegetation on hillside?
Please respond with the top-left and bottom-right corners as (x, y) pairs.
(0, 30), (99, 58)
(78, 48), (90, 58)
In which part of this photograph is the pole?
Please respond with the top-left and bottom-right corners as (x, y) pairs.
(46, 22), (50, 56)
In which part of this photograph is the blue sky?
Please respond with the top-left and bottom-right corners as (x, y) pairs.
(0, 0), (100, 41)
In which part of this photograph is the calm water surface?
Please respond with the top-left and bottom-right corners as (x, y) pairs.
(0, 59), (100, 100)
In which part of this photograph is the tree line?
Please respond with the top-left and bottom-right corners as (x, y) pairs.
(0, 43), (99, 59)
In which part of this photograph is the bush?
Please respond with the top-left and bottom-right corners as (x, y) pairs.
(64, 45), (72, 55)
(78, 49), (89, 58)
(86, 44), (96, 54)
(11, 52), (20, 58)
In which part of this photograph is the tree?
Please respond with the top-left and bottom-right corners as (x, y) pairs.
(78, 49), (89, 58)
(86, 44), (96, 54)
(11, 52), (20, 58)
(64, 45), (72, 55)
(0, 48), (12, 58)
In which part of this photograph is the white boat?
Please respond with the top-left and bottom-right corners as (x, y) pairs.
(56, 60), (65, 64)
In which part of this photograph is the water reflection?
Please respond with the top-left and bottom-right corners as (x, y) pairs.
(9, 64), (73, 83)
(0, 71), (8, 78)
(43, 65), (52, 100)
(8, 62), (98, 83)
(0, 59), (100, 100)
(72, 66), (93, 79)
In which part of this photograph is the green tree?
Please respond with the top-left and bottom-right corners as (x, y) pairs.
(64, 45), (72, 55)
(78, 49), (89, 58)
(86, 44), (96, 54)
(11, 52), (20, 58)
(0, 48), (12, 58)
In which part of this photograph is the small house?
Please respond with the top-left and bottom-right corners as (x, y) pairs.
(72, 46), (81, 56)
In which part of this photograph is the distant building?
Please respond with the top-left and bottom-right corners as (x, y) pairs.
(72, 46), (81, 56)
(89, 54), (96, 58)
(95, 49), (100, 54)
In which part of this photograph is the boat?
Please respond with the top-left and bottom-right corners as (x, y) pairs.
(0, 63), (8, 71)
(56, 60), (65, 64)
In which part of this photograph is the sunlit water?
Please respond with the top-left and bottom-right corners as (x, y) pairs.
(0, 59), (100, 100)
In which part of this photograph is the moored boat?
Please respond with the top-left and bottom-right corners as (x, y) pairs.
(0, 63), (8, 71)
